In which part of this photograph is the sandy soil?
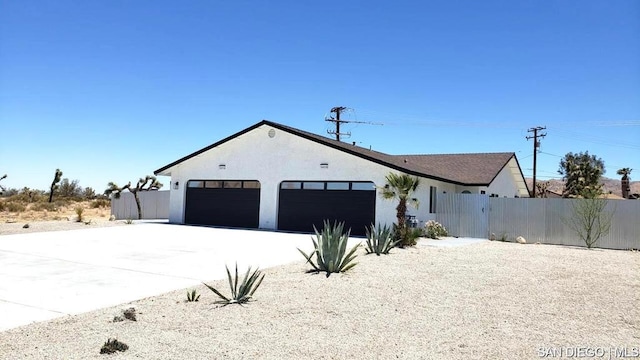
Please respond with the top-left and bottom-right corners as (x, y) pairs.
(0, 237), (638, 359)
(0, 201), (124, 235)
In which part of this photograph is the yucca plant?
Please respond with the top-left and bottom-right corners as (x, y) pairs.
(298, 220), (360, 277)
(203, 263), (265, 306)
(365, 223), (399, 255)
(186, 289), (200, 302)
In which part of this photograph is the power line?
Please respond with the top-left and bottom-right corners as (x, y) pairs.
(325, 106), (383, 141)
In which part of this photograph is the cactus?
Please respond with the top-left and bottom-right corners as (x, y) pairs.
(104, 175), (163, 219)
(48, 169), (63, 203)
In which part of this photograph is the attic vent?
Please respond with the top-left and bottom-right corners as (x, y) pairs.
(268, 129), (276, 138)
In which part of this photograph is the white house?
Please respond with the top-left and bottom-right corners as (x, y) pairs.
(154, 120), (529, 235)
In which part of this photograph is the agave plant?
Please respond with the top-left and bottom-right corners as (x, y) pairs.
(186, 289), (200, 302)
(365, 223), (399, 256)
(203, 263), (265, 306)
(298, 220), (360, 277)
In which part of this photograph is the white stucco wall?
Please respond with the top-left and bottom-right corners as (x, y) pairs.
(485, 158), (524, 197)
(161, 124), (456, 230)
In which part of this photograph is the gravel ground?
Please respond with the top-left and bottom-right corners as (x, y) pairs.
(0, 219), (127, 236)
(0, 238), (638, 359)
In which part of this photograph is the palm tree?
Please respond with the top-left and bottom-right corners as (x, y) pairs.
(381, 173), (421, 246)
(617, 168), (632, 199)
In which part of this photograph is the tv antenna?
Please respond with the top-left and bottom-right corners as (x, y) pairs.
(325, 106), (383, 141)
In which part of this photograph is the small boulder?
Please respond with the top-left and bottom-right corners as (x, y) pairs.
(109, 214), (116, 221)
(516, 236), (527, 244)
(22, 223), (30, 229)
(489, 233), (496, 241)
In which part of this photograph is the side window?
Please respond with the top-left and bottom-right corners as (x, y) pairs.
(429, 186), (437, 213)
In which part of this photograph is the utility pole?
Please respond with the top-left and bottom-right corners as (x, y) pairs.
(526, 126), (547, 198)
(325, 106), (383, 141)
(326, 106), (349, 141)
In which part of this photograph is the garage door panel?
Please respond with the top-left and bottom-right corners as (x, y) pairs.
(278, 182), (375, 236)
(185, 181), (260, 228)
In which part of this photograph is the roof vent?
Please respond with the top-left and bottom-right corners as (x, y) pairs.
(403, 159), (408, 163)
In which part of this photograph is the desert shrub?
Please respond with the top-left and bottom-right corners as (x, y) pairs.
(5, 202), (26, 213)
(31, 202), (57, 212)
(391, 223), (423, 247)
(123, 307), (137, 321)
(365, 223), (399, 255)
(298, 220), (360, 277)
(75, 207), (84, 222)
(203, 263), (265, 306)
(91, 198), (110, 208)
(424, 220), (448, 239)
(100, 338), (128, 354)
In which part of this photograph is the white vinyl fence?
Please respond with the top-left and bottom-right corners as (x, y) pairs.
(437, 194), (640, 250)
(110, 191), (170, 220)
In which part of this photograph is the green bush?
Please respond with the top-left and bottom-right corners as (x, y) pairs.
(392, 223), (422, 247)
(203, 263), (265, 306)
(298, 220), (360, 277)
(365, 223), (399, 255)
(424, 220), (448, 239)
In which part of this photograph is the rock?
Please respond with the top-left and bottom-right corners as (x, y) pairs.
(489, 233), (496, 241)
(109, 214), (116, 221)
(22, 223), (29, 229)
(516, 236), (527, 244)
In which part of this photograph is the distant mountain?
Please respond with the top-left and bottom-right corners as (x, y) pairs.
(525, 178), (640, 198)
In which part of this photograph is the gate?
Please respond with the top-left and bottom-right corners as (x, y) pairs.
(436, 193), (489, 238)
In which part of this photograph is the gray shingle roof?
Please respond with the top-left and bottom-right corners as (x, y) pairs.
(155, 120), (522, 186)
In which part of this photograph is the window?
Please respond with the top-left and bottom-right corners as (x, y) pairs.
(303, 182), (325, 190)
(242, 181), (261, 189)
(205, 181), (223, 188)
(223, 181), (242, 189)
(187, 180), (204, 188)
(281, 182), (302, 189)
(429, 186), (437, 213)
(351, 182), (375, 191)
(326, 182), (349, 190)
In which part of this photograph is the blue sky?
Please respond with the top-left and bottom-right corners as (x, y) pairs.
(1, 0), (638, 192)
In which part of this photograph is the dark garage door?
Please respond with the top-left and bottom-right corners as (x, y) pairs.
(185, 180), (260, 228)
(278, 181), (375, 236)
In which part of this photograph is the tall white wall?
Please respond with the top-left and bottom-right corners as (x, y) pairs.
(162, 124), (453, 230)
(486, 158), (522, 197)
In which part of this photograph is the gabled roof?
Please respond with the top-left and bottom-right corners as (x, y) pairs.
(154, 120), (527, 187)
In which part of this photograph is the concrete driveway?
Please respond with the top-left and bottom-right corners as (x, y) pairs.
(0, 223), (317, 331)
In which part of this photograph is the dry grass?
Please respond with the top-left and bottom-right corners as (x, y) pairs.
(0, 241), (637, 359)
(0, 199), (110, 223)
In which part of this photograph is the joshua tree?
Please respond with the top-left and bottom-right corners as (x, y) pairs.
(535, 181), (550, 198)
(48, 169), (63, 203)
(381, 172), (421, 247)
(104, 175), (163, 219)
(617, 168), (632, 199)
(0, 174), (6, 195)
(558, 151), (605, 198)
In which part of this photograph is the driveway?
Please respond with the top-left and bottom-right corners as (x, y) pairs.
(0, 223), (316, 331)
